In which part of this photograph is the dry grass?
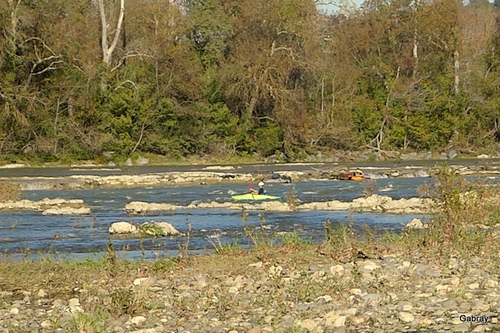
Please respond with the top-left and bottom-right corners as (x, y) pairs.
(0, 182), (20, 202)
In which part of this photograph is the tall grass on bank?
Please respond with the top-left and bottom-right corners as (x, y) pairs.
(0, 183), (20, 202)
(375, 165), (500, 260)
(419, 166), (499, 254)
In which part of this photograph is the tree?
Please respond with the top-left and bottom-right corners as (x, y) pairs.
(94, 0), (125, 66)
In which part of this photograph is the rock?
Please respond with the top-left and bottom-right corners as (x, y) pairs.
(68, 298), (83, 314)
(125, 201), (179, 214)
(477, 154), (490, 159)
(416, 169), (430, 177)
(300, 318), (319, 332)
(248, 262), (263, 268)
(130, 316), (147, 326)
(133, 278), (155, 286)
(109, 222), (137, 234)
(361, 260), (380, 271)
(316, 295), (332, 303)
(399, 312), (415, 323)
(453, 323), (470, 332)
(139, 222), (180, 236)
(400, 152), (417, 161)
(136, 156), (149, 166)
(447, 150), (458, 159)
(125, 158), (133, 166)
(418, 151), (433, 160)
(247, 328), (262, 333)
(42, 207), (91, 216)
(404, 218), (427, 229)
(329, 265), (344, 276)
(397, 301), (413, 311)
(324, 311), (346, 327)
(41, 320), (52, 329)
(108, 161), (116, 167)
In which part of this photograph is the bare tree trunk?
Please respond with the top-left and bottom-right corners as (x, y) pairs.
(413, 28), (418, 78)
(320, 77), (324, 116)
(97, 0), (125, 66)
(454, 50), (460, 94)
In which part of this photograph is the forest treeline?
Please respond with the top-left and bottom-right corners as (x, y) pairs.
(0, 0), (499, 163)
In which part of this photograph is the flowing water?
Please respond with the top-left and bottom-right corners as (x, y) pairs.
(0, 176), (436, 261)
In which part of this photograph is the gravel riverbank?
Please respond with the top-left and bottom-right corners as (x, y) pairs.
(1, 243), (499, 333)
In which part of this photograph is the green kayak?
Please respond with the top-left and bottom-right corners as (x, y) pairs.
(231, 193), (281, 201)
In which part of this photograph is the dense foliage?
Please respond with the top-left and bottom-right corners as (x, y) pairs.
(0, 0), (499, 162)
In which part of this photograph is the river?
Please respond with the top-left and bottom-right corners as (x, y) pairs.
(0, 174), (435, 261)
(2, 158), (500, 261)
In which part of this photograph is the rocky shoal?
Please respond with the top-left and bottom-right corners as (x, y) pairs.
(0, 198), (91, 215)
(124, 194), (433, 215)
(0, 252), (498, 333)
(2, 161), (500, 191)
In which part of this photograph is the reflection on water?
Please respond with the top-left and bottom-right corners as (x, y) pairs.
(0, 178), (434, 260)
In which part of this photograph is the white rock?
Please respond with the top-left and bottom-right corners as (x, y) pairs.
(316, 295), (332, 303)
(468, 282), (480, 290)
(399, 312), (415, 323)
(329, 265), (344, 276)
(140, 222), (180, 236)
(42, 207), (91, 216)
(37, 289), (47, 298)
(405, 218), (426, 229)
(133, 277), (155, 286)
(420, 318), (434, 327)
(300, 318), (319, 331)
(109, 222), (137, 234)
(485, 279), (498, 288)
(349, 288), (362, 295)
(41, 320), (52, 329)
(10, 307), (19, 315)
(136, 156), (149, 166)
(341, 308), (358, 316)
(68, 298), (80, 307)
(69, 298), (84, 314)
(228, 286), (239, 294)
(268, 265), (283, 277)
(324, 311), (346, 327)
(362, 260), (380, 271)
(130, 315), (147, 325)
(248, 261), (263, 268)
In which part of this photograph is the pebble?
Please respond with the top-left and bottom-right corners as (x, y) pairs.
(399, 312), (415, 323)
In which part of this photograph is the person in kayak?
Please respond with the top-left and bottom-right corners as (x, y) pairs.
(257, 181), (266, 195)
(249, 182), (266, 195)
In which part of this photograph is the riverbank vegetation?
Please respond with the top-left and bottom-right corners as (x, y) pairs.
(1, 1), (500, 165)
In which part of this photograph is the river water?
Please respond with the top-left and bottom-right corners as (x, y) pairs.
(0, 174), (437, 261)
